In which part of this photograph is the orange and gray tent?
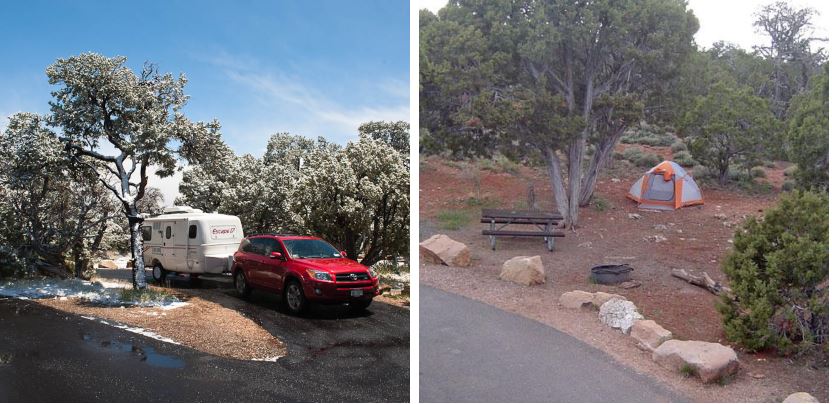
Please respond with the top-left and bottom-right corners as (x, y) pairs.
(627, 160), (703, 210)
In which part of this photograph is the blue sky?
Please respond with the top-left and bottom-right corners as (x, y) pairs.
(0, 0), (410, 156)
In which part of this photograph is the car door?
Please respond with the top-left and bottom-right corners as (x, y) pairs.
(246, 238), (270, 288)
(259, 238), (287, 291)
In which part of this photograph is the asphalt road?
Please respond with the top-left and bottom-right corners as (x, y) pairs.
(419, 285), (687, 403)
(0, 282), (409, 402)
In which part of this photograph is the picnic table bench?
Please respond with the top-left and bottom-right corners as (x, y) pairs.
(481, 208), (565, 252)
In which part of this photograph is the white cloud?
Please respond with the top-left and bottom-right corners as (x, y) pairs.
(224, 69), (409, 137)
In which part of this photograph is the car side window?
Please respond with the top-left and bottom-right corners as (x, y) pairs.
(250, 238), (268, 256)
(239, 238), (251, 253)
(165, 226), (172, 239)
(264, 239), (283, 256)
(188, 225), (197, 239)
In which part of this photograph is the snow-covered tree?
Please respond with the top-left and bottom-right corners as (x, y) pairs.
(46, 53), (223, 289)
(178, 125), (410, 265)
(0, 113), (121, 278)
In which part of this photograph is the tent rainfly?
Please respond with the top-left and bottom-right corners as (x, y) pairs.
(627, 160), (704, 210)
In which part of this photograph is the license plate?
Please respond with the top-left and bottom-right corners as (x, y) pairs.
(350, 289), (364, 297)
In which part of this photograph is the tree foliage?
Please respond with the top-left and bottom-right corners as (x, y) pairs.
(785, 65), (828, 190)
(45, 53), (223, 289)
(420, 0), (698, 226)
(753, 1), (827, 119)
(718, 191), (828, 354)
(178, 126), (410, 265)
(0, 113), (121, 279)
(679, 82), (779, 185)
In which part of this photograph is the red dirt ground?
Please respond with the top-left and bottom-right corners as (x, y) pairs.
(419, 152), (828, 402)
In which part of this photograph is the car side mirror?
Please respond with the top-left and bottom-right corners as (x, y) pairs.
(270, 251), (285, 260)
(340, 251), (347, 258)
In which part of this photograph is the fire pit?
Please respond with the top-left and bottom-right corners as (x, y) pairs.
(590, 264), (634, 285)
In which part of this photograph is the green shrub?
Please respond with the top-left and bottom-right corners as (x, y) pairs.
(591, 197), (611, 212)
(636, 153), (662, 168)
(680, 363), (697, 378)
(782, 179), (796, 191)
(727, 166), (744, 182)
(764, 161), (776, 168)
(465, 196), (499, 208)
(477, 158), (497, 172)
(118, 288), (172, 305)
(670, 141), (687, 153)
(436, 210), (472, 230)
(621, 148), (644, 162)
(751, 166), (767, 178)
(672, 151), (698, 167)
(690, 165), (710, 179)
(612, 151), (626, 160)
(494, 154), (519, 174)
(718, 191), (828, 354)
(784, 165), (798, 177)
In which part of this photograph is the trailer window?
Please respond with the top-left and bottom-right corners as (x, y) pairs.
(141, 226), (152, 241)
(165, 226), (172, 239)
(188, 225), (197, 239)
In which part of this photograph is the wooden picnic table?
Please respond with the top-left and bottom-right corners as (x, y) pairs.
(481, 209), (565, 252)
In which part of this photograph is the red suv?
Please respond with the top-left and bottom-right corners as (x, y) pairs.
(231, 234), (379, 314)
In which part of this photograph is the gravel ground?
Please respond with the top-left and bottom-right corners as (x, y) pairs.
(419, 155), (828, 403)
(36, 282), (286, 361)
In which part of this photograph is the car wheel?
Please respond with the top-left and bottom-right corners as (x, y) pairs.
(234, 271), (252, 298)
(283, 279), (307, 315)
(152, 263), (167, 284)
(349, 299), (372, 311)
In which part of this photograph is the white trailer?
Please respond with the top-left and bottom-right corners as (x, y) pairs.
(141, 206), (244, 281)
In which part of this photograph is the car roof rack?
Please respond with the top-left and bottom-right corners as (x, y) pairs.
(247, 232), (299, 237)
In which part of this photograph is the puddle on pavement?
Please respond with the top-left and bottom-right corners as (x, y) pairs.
(81, 334), (185, 369)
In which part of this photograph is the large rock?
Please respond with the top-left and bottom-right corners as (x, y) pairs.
(652, 340), (739, 383)
(591, 292), (625, 309)
(419, 235), (471, 267)
(598, 298), (643, 334)
(97, 259), (119, 269)
(499, 256), (545, 286)
(630, 320), (672, 351)
(559, 290), (594, 309)
(783, 392), (819, 403)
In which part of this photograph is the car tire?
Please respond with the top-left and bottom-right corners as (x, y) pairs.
(234, 271), (252, 298)
(283, 279), (308, 315)
(152, 263), (167, 284)
(349, 299), (372, 311)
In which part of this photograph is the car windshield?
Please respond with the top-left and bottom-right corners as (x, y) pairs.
(282, 239), (341, 259)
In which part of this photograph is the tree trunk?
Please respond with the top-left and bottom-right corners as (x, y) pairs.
(579, 128), (626, 206)
(544, 147), (569, 221)
(566, 138), (584, 228)
(718, 166), (729, 186)
(127, 205), (147, 290)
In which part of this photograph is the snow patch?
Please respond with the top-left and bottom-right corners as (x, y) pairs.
(84, 316), (179, 345)
(252, 355), (282, 362)
(379, 272), (410, 285)
(0, 278), (187, 310)
(112, 324), (179, 345)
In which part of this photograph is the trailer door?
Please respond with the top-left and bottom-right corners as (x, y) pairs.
(186, 221), (199, 272)
(161, 221), (178, 270)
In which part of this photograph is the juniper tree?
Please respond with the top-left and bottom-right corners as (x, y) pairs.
(420, 0), (698, 227)
(46, 53), (222, 289)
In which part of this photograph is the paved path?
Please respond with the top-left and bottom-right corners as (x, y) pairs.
(419, 285), (687, 402)
(0, 288), (408, 402)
